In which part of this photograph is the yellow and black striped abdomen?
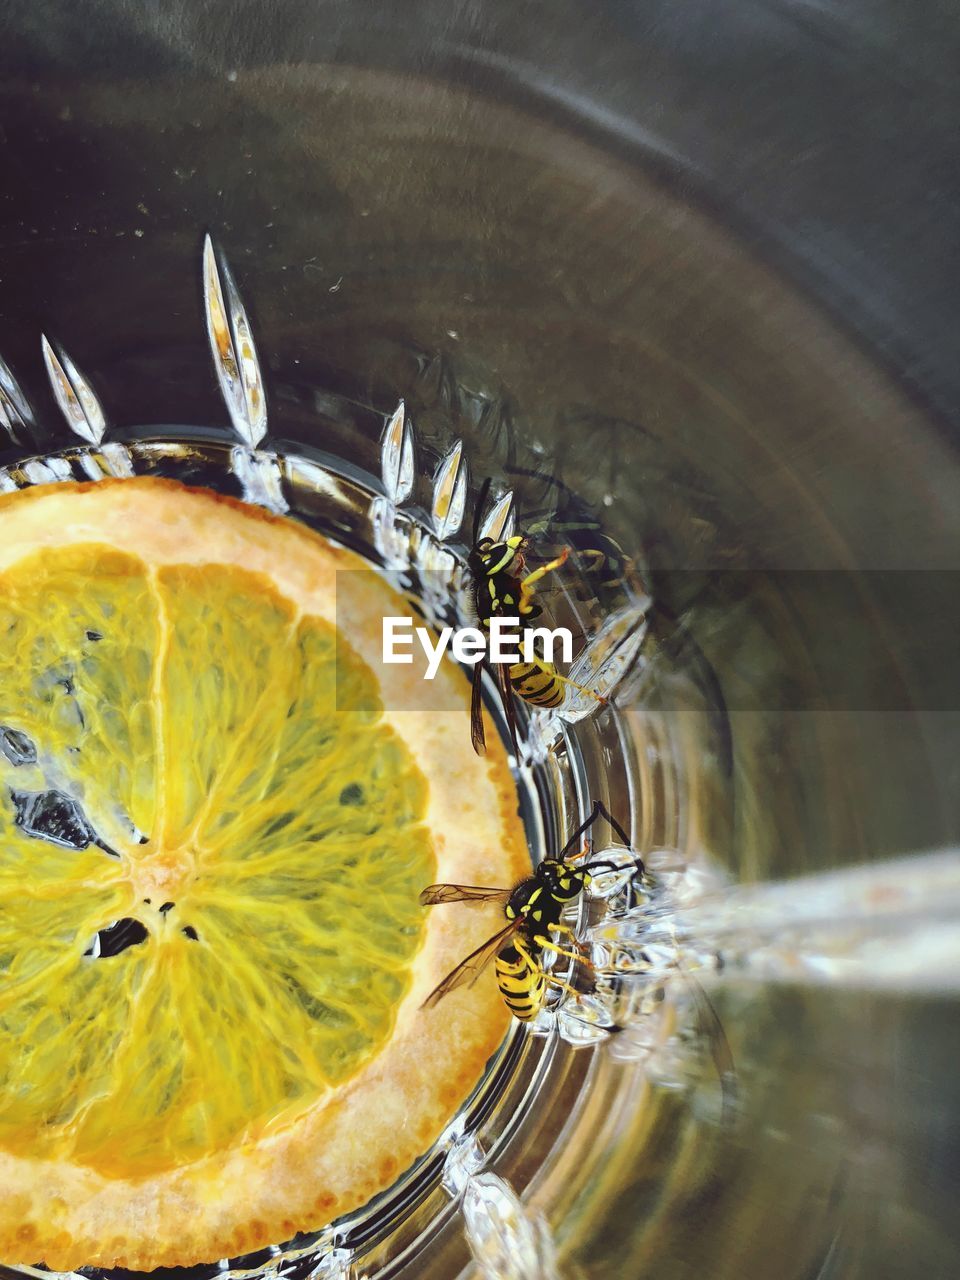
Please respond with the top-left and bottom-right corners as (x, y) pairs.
(509, 660), (564, 709)
(495, 940), (547, 1022)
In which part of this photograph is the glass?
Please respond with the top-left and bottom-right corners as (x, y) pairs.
(1, 19), (958, 1277)
(0, 229), (956, 1280)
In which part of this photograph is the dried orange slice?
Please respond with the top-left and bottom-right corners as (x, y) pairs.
(0, 478), (525, 1270)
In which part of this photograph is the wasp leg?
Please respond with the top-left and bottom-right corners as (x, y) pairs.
(518, 546), (570, 613)
(546, 664), (608, 705)
(551, 922), (583, 941)
(519, 654), (608, 706)
(544, 974), (581, 999)
(564, 841), (592, 864)
(535, 937), (596, 970)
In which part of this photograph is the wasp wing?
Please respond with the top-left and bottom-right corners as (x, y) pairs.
(421, 919), (522, 1009)
(493, 657), (521, 756)
(470, 657), (487, 755)
(420, 883), (514, 906)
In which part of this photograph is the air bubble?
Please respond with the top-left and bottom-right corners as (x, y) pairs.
(0, 726), (37, 766)
(85, 918), (149, 958)
(11, 788), (101, 852)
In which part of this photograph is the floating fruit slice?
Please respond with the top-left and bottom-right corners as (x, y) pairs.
(0, 478), (525, 1270)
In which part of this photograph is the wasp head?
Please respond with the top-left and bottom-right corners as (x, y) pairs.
(470, 534), (524, 578)
(538, 857), (586, 899)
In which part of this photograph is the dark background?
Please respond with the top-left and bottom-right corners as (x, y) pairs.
(0, 0), (958, 437)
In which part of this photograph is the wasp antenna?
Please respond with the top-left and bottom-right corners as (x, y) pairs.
(592, 800), (632, 850)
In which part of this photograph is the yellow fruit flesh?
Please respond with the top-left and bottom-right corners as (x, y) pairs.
(0, 543), (434, 1178)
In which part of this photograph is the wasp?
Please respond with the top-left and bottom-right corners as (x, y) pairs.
(420, 800), (636, 1021)
(468, 479), (605, 755)
(421, 800), (738, 1119)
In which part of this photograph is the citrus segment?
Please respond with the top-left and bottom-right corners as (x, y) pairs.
(0, 545), (161, 846)
(0, 869), (145, 1153)
(154, 563), (299, 846)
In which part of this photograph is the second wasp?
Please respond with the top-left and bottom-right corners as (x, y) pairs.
(467, 478), (606, 755)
